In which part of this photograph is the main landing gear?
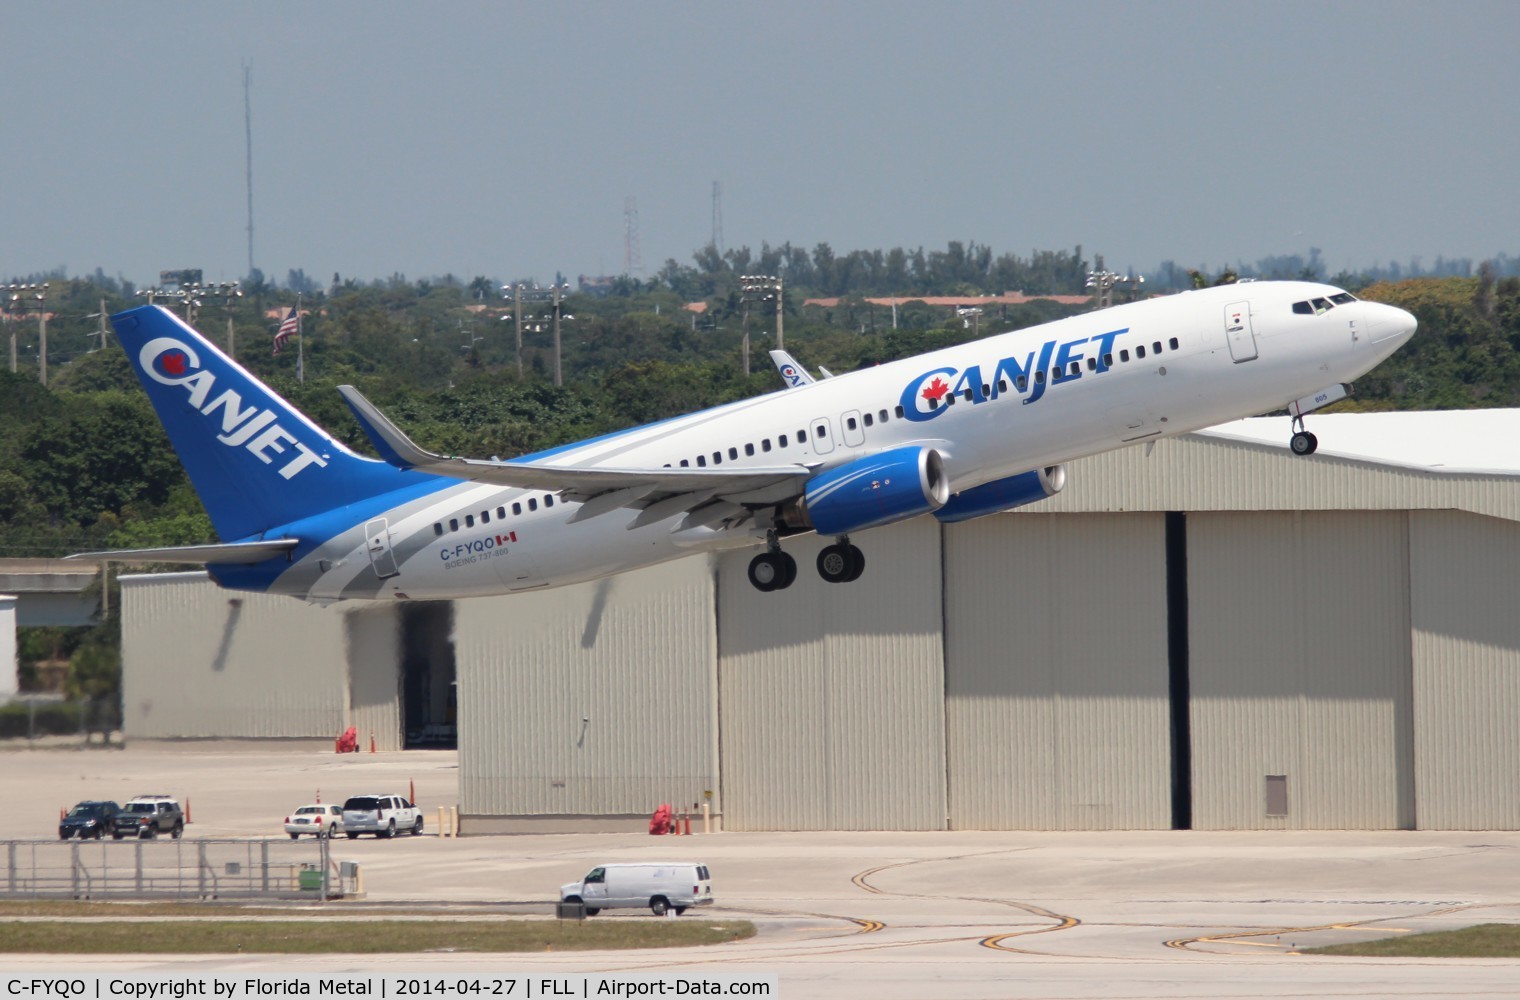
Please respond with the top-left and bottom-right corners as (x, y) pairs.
(747, 532), (865, 591)
(1289, 414), (1318, 456)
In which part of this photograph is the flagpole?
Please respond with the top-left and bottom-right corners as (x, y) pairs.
(295, 292), (304, 384)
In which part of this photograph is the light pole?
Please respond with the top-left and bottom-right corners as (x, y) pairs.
(739, 275), (782, 375)
(505, 281), (573, 385)
(6, 283), (49, 383)
(1086, 256), (1144, 310)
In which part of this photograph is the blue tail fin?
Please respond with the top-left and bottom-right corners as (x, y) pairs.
(112, 305), (431, 541)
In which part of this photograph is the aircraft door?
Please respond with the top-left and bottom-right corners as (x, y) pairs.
(840, 410), (866, 448)
(1225, 301), (1258, 362)
(364, 517), (400, 579)
(809, 416), (836, 454)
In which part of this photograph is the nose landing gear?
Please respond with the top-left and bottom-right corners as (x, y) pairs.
(1289, 414), (1318, 456)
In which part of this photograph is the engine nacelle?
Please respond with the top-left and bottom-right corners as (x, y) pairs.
(932, 466), (1066, 524)
(800, 445), (950, 536)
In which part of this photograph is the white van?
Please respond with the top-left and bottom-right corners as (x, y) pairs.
(560, 862), (714, 916)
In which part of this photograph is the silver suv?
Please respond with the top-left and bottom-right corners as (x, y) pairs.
(113, 796), (185, 839)
(341, 794), (423, 838)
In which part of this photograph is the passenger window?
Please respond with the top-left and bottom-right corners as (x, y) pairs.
(1136, 345), (1146, 359)
(862, 413), (873, 427)
(798, 429), (808, 442)
(779, 434), (789, 447)
(815, 424), (827, 437)
(894, 405), (905, 418)
(679, 459), (689, 467)
(512, 503), (521, 515)
(728, 447), (738, 460)
(1152, 341), (1162, 354)
(544, 495), (554, 508)
(449, 518), (459, 532)
(879, 409), (889, 422)
(761, 439), (772, 452)
(1120, 349), (1130, 362)
(712, 452), (721, 465)
(528, 498), (538, 511)
(697, 455), (707, 467)
(1169, 337), (1179, 350)
(465, 514), (474, 528)
(497, 507), (506, 519)
(997, 379), (1008, 393)
(745, 442), (755, 456)
(1086, 357), (1097, 371)
(847, 417), (858, 430)
(1034, 370), (1045, 384)
(1017, 375), (1028, 391)
(1103, 353), (1113, 366)
(1069, 361), (1081, 375)
(433, 524), (443, 536)
(481, 511), (490, 523)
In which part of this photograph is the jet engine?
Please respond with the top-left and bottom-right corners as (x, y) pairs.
(932, 466), (1066, 523)
(799, 445), (950, 536)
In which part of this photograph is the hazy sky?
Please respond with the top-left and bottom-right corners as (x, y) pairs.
(4, 1), (1516, 289)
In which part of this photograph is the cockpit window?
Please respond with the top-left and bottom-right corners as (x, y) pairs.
(1329, 292), (1357, 305)
(1292, 297), (1340, 316)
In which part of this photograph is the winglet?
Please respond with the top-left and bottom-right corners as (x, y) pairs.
(337, 385), (441, 469)
(768, 350), (816, 389)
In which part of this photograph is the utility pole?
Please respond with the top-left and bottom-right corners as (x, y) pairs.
(6, 284), (50, 384)
(1086, 255), (1144, 310)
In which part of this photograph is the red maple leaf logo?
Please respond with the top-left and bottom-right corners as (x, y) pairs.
(161, 351), (187, 376)
(921, 377), (950, 404)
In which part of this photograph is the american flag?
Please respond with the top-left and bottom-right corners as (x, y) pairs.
(273, 307), (299, 356)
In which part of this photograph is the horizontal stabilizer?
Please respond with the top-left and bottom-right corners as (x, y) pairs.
(66, 539), (299, 566)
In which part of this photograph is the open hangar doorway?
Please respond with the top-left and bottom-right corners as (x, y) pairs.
(401, 601), (457, 749)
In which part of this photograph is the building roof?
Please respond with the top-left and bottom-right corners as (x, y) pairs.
(1199, 410), (1520, 475)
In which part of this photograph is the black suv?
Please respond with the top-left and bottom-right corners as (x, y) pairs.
(59, 800), (121, 840)
(113, 796), (185, 839)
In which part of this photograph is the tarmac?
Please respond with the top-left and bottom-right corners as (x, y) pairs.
(5, 739), (1520, 998)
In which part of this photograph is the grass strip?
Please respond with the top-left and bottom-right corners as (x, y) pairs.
(0, 919), (755, 954)
(1306, 924), (1520, 958)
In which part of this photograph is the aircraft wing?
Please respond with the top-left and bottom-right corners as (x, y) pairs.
(66, 539), (300, 565)
(338, 385), (813, 525)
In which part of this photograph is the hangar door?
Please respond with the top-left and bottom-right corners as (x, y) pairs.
(1187, 511), (1413, 830)
(717, 521), (947, 831)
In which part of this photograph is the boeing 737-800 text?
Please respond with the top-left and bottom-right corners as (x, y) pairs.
(70, 283), (1416, 600)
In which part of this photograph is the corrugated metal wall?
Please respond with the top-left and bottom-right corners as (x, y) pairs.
(944, 513), (1172, 830)
(120, 572), (347, 738)
(454, 556), (718, 819)
(344, 605), (402, 751)
(1409, 511), (1520, 830)
(717, 522), (947, 831)
(1187, 512), (1414, 830)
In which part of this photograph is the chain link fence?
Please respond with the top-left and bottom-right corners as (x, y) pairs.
(2, 838), (350, 900)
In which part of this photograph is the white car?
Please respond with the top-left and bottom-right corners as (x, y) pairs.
(341, 794), (423, 838)
(284, 803), (344, 839)
(560, 862), (714, 916)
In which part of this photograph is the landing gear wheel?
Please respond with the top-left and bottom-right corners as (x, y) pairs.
(817, 543), (865, 583)
(747, 550), (798, 591)
(1290, 430), (1318, 455)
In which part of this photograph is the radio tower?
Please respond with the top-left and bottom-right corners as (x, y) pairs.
(243, 61), (255, 275)
(623, 197), (643, 277)
(711, 181), (724, 253)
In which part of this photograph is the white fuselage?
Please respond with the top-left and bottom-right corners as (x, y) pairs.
(267, 282), (1414, 601)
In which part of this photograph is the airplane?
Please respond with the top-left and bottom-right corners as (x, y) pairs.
(69, 281), (1417, 601)
(769, 349), (830, 387)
